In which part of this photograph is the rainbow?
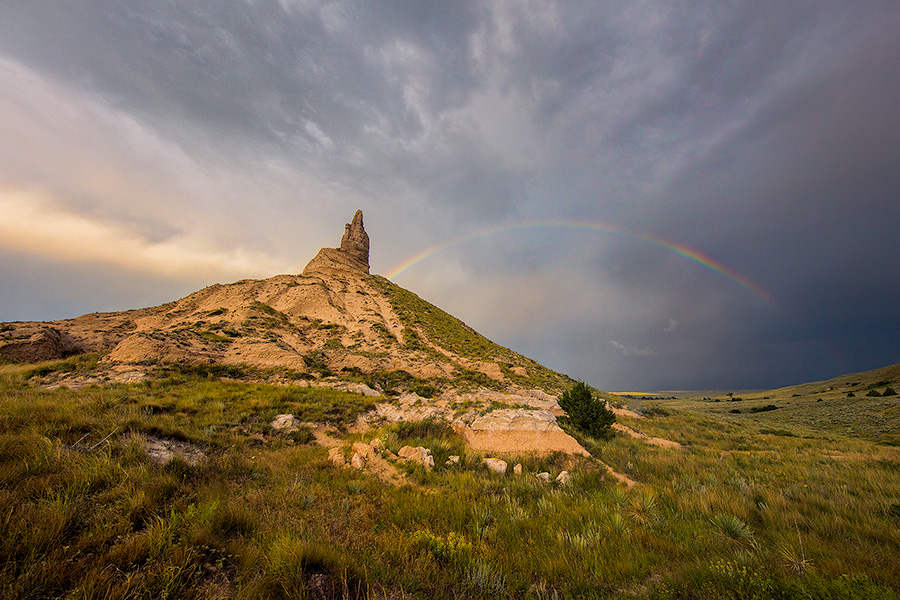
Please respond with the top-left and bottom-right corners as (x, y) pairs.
(385, 220), (781, 309)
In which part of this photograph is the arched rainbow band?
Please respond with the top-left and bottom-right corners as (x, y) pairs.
(385, 220), (780, 309)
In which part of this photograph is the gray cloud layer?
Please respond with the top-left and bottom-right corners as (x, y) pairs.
(2, 1), (898, 390)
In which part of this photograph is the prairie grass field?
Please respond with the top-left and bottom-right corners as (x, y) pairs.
(1, 361), (899, 599)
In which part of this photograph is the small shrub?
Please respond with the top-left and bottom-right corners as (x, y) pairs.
(367, 370), (415, 395)
(411, 530), (472, 565)
(288, 427), (314, 444)
(411, 384), (437, 398)
(302, 352), (332, 377)
(883, 387), (897, 397)
(748, 404), (779, 413)
(465, 559), (506, 596)
(642, 406), (670, 417)
(557, 381), (616, 439)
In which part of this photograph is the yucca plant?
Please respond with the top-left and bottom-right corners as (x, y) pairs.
(779, 521), (815, 574)
(607, 510), (630, 536)
(710, 513), (756, 549)
(629, 490), (659, 524)
(778, 543), (815, 574)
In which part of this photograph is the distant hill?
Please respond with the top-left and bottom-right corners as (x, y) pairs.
(0, 210), (572, 395)
(763, 362), (900, 398)
(629, 361), (900, 445)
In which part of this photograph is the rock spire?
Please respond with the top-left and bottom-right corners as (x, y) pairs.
(339, 209), (370, 270)
(302, 209), (371, 275)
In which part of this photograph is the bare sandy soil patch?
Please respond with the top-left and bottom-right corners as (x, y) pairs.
(613, 423), (685, 449)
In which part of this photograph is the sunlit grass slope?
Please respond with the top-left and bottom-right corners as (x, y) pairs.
(1, 361), (899, 599)
(633, 361), (900, 445)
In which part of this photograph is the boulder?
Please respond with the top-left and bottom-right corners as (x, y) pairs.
(0, 326), (82, 363)
(482, 458), (508, 475)
(352, 441), (374, 461)
(328, 447), (346, 467)
(536, 472), (551, 482)
(350, 453), (366, 470)
(555, 471), (571, 486)
(341, 382), (381, 397)
(142, 435), (205, 466)
(271, 414), (300, 432)
(398, 445), (432, 469)
(513, 463), (523, 476)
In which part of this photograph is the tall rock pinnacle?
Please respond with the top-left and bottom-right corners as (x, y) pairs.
(339, 209), (369, 270)
(302, 209), (370, 275)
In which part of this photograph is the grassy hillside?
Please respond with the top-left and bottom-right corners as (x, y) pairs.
(2, 360), (899, 599)
(627, 362), (900, 445)
(370, 276), (574, 392)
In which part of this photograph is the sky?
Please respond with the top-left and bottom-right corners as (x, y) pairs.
(1, 1), (899, 391)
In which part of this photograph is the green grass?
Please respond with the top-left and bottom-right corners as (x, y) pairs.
(17, 353), (103, 379)
(1, 364), (899, 599)
(370, 276), (574, 392)
(634, 377), (900, 446)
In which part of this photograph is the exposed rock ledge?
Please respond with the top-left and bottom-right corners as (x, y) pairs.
(374, 396), (588, 456)
(457, 409), (589, 456)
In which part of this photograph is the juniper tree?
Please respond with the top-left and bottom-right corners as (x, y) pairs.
(558, 381), (616, 439)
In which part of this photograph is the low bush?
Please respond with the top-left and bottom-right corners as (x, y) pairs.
(558, 381), (616, 439)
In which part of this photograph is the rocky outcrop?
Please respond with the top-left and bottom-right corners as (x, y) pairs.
(398, 445), (434, 470)
(340, 210), (369, 270)
(459, 409), (589, 456)
(271, 414), (301, 432)
(303, 209), (370, 275)
(0, 326), (82, 362)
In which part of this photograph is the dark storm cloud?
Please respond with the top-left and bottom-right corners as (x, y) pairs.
(0, 1), (491, 208)
(1, 1), (899, 389)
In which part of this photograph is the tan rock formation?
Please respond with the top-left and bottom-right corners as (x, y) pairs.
(459, 409), (589, 456)
(303, 209), (370, 275)
(340, 209), (369, 269)
(482, 458), (508, 474)
(0, 326), (80, 362)
(271, 414), (301, 432)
